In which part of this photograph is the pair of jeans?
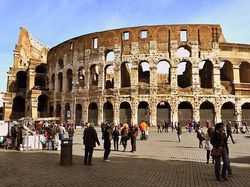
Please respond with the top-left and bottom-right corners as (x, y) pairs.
(113, 139), (119, 150)
(104, 149), (111, 160)
(214, 148), (228, 179)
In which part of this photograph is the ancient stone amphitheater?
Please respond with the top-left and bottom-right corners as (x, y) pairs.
(3, 24), (250, 126)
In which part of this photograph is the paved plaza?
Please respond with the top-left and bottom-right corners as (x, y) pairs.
(0, 128), (250, 187)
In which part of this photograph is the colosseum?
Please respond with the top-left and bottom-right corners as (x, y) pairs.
(3, 24), (250, 127)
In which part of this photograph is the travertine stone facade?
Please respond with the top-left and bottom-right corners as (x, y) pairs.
(3, 24), (250, 126)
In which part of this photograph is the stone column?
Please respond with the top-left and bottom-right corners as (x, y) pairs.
(192, 60), (200, 94)
(193, 97), (200, 122)
(170, 60), (178, 93)
(98, 63), (104, 90)
(172, 99), (178, 123)
(28, 69), (35, 90)
(31, 98), (38, 119)
(113, 63), (120, 89)
(150, 98), (157, 126)
(235, 98), (242, 122)
(83, 99), (88, 124)
(98, 99), (104, 126)
(214, 60), (221, 95)
(131, 97), (138, 125)
(113, 99), (120, 125)
(215, 99), (222, 123)
(233, 64), (240, 83)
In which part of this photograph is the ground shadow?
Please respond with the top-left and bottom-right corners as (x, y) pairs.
(0, 150), (249, 187)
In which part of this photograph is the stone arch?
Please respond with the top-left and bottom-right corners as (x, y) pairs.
(35, 74), (46, 90)
(65, 103), (71, 120)
(35, 64), (47, 74)
(58, 58), (64, 69)
(157, 60), (170, 84)
(11, 96), (25, 119)
(178, 101), (193, 126)
(103, 101), (114, 123)
(121, 62), (131, 87)
(138, 101), (150, 125)
(220, 60), (233, 82)
(88, 102), (98, 125)
(199, 60), (213, 88)
(38, 94), (49, 117)
(221, 102), (235, 124)
(199, 101), (215, 126)
(105, 65), (115, 89)
(75, 104), (82, 127)
(176, 45), (191, 58)
(66, 69), (73, 92)
(55, 103), (61, 117)
(90, 64), (99, 86)
(58, 72), (63, 92)
(138, 61), (150, 84)
(16, 71), (27, 91)
(78, 67), (85, 88)
(242, 103), (250, 125)
(105, 50), (115, 61)
(51, 74), (55, 91)
(157, 101), (171, 123)
(177, 61), (192, 88)
(120, 102), (131, 124)
(240, 61), (250, 83)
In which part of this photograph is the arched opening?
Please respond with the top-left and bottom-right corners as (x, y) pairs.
(138, 101), (150, 125)
(90, 65), (99, 86)
(178, 102), (193, 126)
(78, 67), (85, 88)
(242, 103), (250, 125)
(35, 64), (47, 74)
(75, 104), (82, 127)
(34, 74), (46, 90)
(65, 103), (71, 120)
(103, 102), (114, 123)
(38, 94), (49, 117)
(58, 72), (63, 92)
(221, 102), (235, 125)
(157, 101), (171, 123)
(240, 61), (250, 83)
(49, 105), (54, 117)
(200, 101), (215, 126)
(121, 62), (131, 87)
(138, 61), (150, 84)
(66, 69), (73, 92)
(11, 96), (25, 119)
(88, 103), (98, 125)
(58, 58), (64, 69)
(120, 102), (131, 124)
(16, 71), (27, 91)
(220, 61), (233, 82)
(176, 46), (191, 58)
(105, 65), (114, 89)
(199, 60), (213, 88)
(55, 103), (61, 117)
(105, 50), (115, 61)
(157, 60), (170, 85)
(177, 61), (192, 88)
(51, 74), (55, 91)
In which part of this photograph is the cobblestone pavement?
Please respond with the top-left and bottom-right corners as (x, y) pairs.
(0, 128), (250, 187)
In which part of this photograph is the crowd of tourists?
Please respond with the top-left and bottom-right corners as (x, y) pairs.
(82, 120), (148, 165)
(0, 119), (75, 151)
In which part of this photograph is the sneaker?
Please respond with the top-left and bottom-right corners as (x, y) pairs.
(103, 159), (109, 162)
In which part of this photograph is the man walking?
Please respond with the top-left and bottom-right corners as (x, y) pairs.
(83, 123), (100, 166)
(226, 121), (236, 144)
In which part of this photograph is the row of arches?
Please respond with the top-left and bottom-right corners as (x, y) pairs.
(52, 101), (250, 126)
(49, 60), (250, 93)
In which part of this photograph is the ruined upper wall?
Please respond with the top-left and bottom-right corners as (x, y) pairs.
(47, 24), (225, 64)
(14, 27), (49, 69)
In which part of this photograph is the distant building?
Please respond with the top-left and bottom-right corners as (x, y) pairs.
(3, 25), (250, 126)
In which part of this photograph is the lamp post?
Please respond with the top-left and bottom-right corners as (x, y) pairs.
(72, 79), (79, 129)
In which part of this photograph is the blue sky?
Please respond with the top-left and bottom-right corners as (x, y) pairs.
(0, 0), (250, 92)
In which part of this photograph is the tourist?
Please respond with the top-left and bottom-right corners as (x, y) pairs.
(83, 123), (100, 165)
(226, 121), (235, 143)
(130, 123), (138, 152)
(176, 122), (182, 142)
(197, 126), (205, 148)
(120, 123), (129, 152)
(112, 125), (120, 151)
(204, 122), (214, 164)
(103, 124), (113, 162)
(139, 120), (147, 140)
(211, 122), (229, 181)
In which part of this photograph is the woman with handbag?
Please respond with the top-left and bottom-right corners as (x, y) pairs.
(211, 122), (229, 181)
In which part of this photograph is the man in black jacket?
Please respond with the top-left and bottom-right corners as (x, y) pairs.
(83, 123), (100, 165)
